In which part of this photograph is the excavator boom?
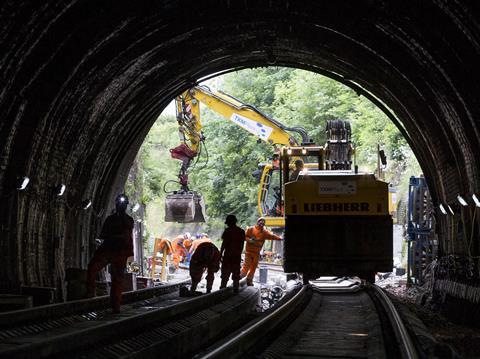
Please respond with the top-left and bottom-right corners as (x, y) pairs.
(165, 85), (311, 223)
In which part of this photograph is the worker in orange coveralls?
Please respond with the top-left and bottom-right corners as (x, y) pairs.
(86, 194), (134, 313)
(241, 217), (282, 286)
(189, 237), (220, 294)
(220, 215), (245, 293)
(170, 232), (191, 268)
(189, 233), (212, 254)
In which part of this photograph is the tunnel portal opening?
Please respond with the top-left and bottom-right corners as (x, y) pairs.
(127, 67), (422, 286)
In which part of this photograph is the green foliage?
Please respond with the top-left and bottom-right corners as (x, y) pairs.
(126, 67), (421, 250)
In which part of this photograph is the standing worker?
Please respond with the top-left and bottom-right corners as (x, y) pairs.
(219, 215), (245, 293)
(241, 217), (282, 286)
(189, 237), (220, 294)
(86, 194), (134, 313)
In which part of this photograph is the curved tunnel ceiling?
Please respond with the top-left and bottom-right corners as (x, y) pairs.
(1, 1), (480, 286)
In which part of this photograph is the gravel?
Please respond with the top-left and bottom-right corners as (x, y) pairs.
(377, 273), (480, 358)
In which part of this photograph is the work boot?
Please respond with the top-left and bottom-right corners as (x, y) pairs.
(247, 279), (253, 286)
(220, 279), (228, 289)
(179, 286), (189, 297)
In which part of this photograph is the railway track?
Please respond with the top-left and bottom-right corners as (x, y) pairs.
(0, 279), (189, 358)
(0, 278), (259, 359)
(0, 278), (190, 331)
(0, 276), (423, 358)
(197, 279), (421, 359)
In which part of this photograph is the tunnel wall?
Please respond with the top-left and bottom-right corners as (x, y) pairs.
(0, 0), (479, 312)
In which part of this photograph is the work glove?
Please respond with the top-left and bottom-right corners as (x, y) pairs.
(248, 237), (257, 244)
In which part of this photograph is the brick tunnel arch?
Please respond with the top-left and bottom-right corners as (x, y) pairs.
(1, 1), (479, 297)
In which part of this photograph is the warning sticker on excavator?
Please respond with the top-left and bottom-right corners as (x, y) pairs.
(318, 181), (356, 195)
(230, 113), (273, 141)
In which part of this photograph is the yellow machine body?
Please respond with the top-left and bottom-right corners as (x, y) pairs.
(284, 172), (389, 217)
(281, 146), (393, 281)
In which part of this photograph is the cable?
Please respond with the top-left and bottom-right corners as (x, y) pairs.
(163, 179), (182, 194)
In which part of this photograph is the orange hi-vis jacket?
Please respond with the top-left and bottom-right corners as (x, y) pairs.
(245, 225), (282, 254)
(190, 237), (213, 253)
(171, 236), (188, 257)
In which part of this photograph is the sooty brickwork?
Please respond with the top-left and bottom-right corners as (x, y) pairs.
(0, 1), (479, 305)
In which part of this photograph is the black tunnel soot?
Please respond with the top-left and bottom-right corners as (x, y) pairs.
(1, 1), (480, 324)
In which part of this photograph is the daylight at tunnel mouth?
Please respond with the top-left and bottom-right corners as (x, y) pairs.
(1, 1), (480, 357)
(130, 66), (417, 283)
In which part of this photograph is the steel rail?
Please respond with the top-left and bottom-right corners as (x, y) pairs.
(0, 286), (235, 359)
(198, 285), (307, 359)
(0, 279), (190, 329)
(371, 285), (419, 359)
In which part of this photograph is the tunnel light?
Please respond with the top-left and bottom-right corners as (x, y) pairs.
(301, 147), (307, 155)
(81, 200), (92, 210)
(118, 196), (127, 203)
(439, 204), (448, 215)
(56, 184), (66, 197)
(287, 148), (292, 155)
(457, 195), (468, 206)
(472, 194), (480, 208)
(447, 205), (454, 215)
(132, 203), (140, 213)
(17, 177), (30, 191)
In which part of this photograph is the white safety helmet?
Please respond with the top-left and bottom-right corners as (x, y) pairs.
(183, 232), (191, 240)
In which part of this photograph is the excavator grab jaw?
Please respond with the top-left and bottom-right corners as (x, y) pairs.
(165, 192), (206, 223)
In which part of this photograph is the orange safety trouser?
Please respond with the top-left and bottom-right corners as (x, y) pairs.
(87, 251), (127, 312)
(240, 251), (260, 284)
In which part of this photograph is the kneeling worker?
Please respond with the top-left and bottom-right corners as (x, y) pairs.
(241, 217), (282, 286)
(189, 238), (221, 294)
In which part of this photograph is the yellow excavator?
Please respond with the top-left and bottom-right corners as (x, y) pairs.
(281, 142), (392, 283)
(165, 85), (312, 223)
(165, 86), (392, 281)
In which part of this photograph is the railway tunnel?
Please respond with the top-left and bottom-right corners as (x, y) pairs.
(1, 0), (480, 329)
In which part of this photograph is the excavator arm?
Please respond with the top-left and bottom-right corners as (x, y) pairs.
(179, 86), (310, 146)
(166, 85), (311, 223)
